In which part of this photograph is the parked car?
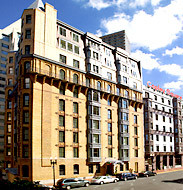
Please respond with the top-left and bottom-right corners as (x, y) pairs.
(57, 178), (90, 189)
(116, 173), (138, 181)
(138, 171), (157, 177)
(91, 176), (119, 185)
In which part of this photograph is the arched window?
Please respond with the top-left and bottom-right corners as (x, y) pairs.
(86, 77), (90, 87)
(46, 65), (51, 76)
(73, 164), (79, 174)
(97, 81), (101, 90)
(93, 92), (98, 102)
(107, 85), (111, 93)
(124, 90), (129, 97)
(73, 74), (78, 84)
(59, 69), (65, 80)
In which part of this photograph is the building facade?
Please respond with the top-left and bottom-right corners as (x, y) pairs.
(0, 19), (21, 161)
(143, 82), (183, 171)
(4, 0), (144, 184)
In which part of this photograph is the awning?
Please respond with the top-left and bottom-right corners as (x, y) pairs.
(105, 160), (124, 165)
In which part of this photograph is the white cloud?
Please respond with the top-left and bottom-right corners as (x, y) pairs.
(151, 0), (162, 6)
(95, 29), (103, 37)
(131, 50), (160, 70)
(129, 0), (149, 8)
(85, 0), (112, 10)
(163, 46), (183, 57)
(100, 0), (183, 50)
(159, 64), (183, 77)
(163, 81), (183, 91)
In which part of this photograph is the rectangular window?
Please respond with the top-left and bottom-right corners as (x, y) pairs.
(134, 150), (138, 157)
(93, 134), (99, 143)
(73, 118), (78, 128)
(24, 78), (30, 89)
(108, 136), (112, 145)
(123, 113), (128, 121)
(73, 59), (79, 68)
(59, 131), (65, 142)
(73, 33), (79, 42)
(88, 165), (93, 173)
(59, 147), (65, 157)
(59, 27), (66, 36)
(74, 46), (79, 54)
(93, 106), (99, 115)
(59, 54), (66, 63)
(156, 114), (158, 120)
(25, 29), (31, 39)
(23, 128), (29, 141)
(93, 65), (99, 73)
(123, 76), (127, 84)
(26, 15), (31, 24)
(59, 99), (65, 111)
(107, 72), (112, 80)
(73, 147), (79, 158)
(7, 136), (11, 144)
(68, 43), (73, 52)
(108, 123), (112, 132)
(25, 45), (30, 54)
(108, 109), (112, 119)
(134, 115), (137, 124)
(59, 115), (64, 127)
(59, 165), (65, 175)
(134, 138), (138, 146)
(96, 164), (100, 173)
(163, 136), (166, 142)
(163, 116), (165, 122)
(108, 148), (112, 157)
(156, 135), (159, 141)
(23, 111), (29, 123)
(156, 146), (159, 152)
(73, 132), (78, 143)
(9, 67), (13, 74)
(23, 145), (29, 158)
(134, 127), (138, 135)
(23, 94), (29, 106)
(93, 120), (99, 129)
(59, 84), (65, 95)
(60, 40), (66, 49)
(73, 102), (78, 113)
(7, 124), (11, 133)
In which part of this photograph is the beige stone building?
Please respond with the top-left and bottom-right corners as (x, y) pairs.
(4, 0), (144, 185)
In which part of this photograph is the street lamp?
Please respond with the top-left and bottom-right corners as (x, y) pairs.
(50, 157), (57, 187)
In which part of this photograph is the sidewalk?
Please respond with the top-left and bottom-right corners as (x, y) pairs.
(156, 166), (183, 174)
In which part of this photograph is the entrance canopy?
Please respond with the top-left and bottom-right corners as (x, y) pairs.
(105, 160), (124, 165)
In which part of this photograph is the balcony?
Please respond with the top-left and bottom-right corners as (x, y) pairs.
(88, 157), (102, 163)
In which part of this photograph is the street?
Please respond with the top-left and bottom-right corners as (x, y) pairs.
(75, 170), (183, 190)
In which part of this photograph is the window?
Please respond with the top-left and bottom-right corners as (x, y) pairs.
(73, 118), (78, 128)
(156, 114), (158, 120)
(107, 97), (111, 106)
(156, 146), (159, 152)
(59, 99), (65, 111)
(25, 29), (31, 39)
(108, 148), (112, 157)
(23, 145), (29, 158)
(93, 92), (98, 102)
(107, 72), (112, 80)
(93, 134), (99, 143)
(73, 132), (78, 143)
(59, 69), (65, 80)
(23, 128), (29, 141)
(9, 67), (13, 74)
(7, 124), (11, 133)
(164, 146), (166, 152)
(134, 150), (138, 157)
(134, 127), (138, 135)
(59, 54), (66, 64)
(108, 123), (112, 132)
(134, 138), (138, 146)
(9, 57), (13, 63)
(123, 113), (128, 121)
(170, 137), (172, 142)
(162, 98), (164, 103)
(108, 109), (112, 119)
(22, 165), (29, 177)
(73, 147), (79, 158)
(156, 135), (159, 141)
(73, 87), (78, 98)
(59, 147), (65, 158)
(162, 107), (165, 112)
(92, 120), (99, 129)
(7, 101), (12, 109)
(88, 165), (93, 173)
(108, 136), (112, 145)
(151, 134), (153, 140)
(123, 99), (128, 108)
(163, 136), (166, 142)
(74, 46), (79, 54)
(96, 164), (100, 173)
(68, 43), (73, 52)
(59, 84), (65, 95)
(93, 148), (100, 157)
(86, 78), (90, 87)
(59, 165), (65, 175)
(163, 116), (165, 122)
(156, 125), (159, 131)
(23, 94), (29, 106)
(93, 106), (99, 115)
(24, 78), (30, 89)
(163, 126), (166, 132)
(73, 33), (79, 42)
(155, 105), (158, 110)
(170, 127), (172, 133)
(26, 15), (31, 24)
(107, 85), (111, 93)
(74, 164), (79, 174)
(59, 131), (65, 142)
(134, 115), (137, 124)
(24, 61), (30, 73)
(25, 45), (30, 54)
(23, 111), (29, 123)
(123, 65), (127, 72)
(7, 136), (11, 144)
(59, 115), (64, 126)
(60, 27), (66, 36)
(2, 43), (9, 49)
(124, 90), (128, 97)
(123, 76), (127, 84)
(168, 100), (171, 105)
(73, 102), (78, 113)
(97, 81), (101, 90)
(60, 40), (66, 49)
(73, 74), (78, 83)
(133, 82), (137, 89)
(73, 59), (79, 68)
(93, 52), (98, 60)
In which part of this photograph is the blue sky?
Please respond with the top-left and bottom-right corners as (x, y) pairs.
(1, 0), (183, 97)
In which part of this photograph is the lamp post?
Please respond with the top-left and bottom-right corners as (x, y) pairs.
(50, 157), (57, 187)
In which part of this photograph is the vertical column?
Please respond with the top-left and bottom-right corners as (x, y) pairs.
(152, 156), (156, 171)
(167, 155), (169, 168)
(173, 155), (175, 168)
(160, 155), (163, 170)
(181, 155), (183, 166)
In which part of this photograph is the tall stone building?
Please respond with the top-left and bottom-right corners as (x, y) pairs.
(0, 19), (21, 161)
(4, 0), (144, 184)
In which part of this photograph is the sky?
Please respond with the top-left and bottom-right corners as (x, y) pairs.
(0, 0), (183, 97)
